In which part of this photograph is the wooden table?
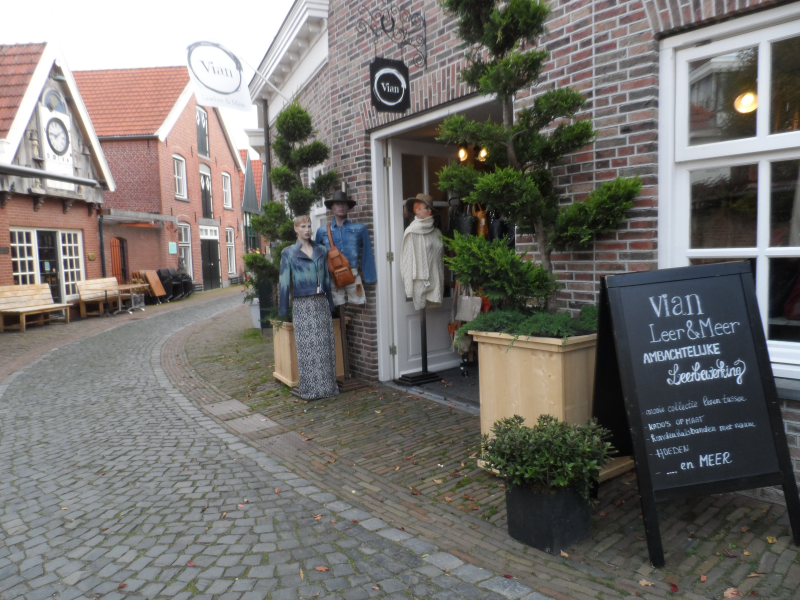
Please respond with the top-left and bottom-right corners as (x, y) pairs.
(112, 283), (151, 315)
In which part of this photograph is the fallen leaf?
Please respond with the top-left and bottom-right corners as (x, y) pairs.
(375, 410), (382, 413)
(61, 507), (68, 510)
(300, 568), (304, 580)
(751, 592), (758, 596)
(599, 512), (606, 517)
(747, 573), (760, 578)
(472, 506), (479, 510)
(187, 560), (195, 567)
(238, 504), (245, 508)
(303, 437), (313, 442)
(275, 488), (281, 494)
(503, 574), (513, 579)
(397, 526), (405, 531)
(314, 515), (322, 520)
(723, 549), (737, 558)
(639, 579), (654, 587)
(700, 575), (707, 582)
(744, 551), (750, 556)
(372, 586), (380, 590)
(560, 550), (569, 558)
(463, 495), (474, 501)
(434, 479), (443, 484)
(395, 466), (400, 471)
(201, 507), (207, 513)
(445, 497), (453, 502)
(330, 520), (337, 524)
(352, 519), (358, 523)
(101, 527), (109, 531)
(404, 456), (412, 460)
(723, 588), (739, 598)
(117, 583), (127, 589)
(412, 491), (421, 496)
(670, 583), (679, 592)
(742, 526), (750, 532)
(221, 512), (227, 519)
(442, 568), (450, 574)
(315, 566), (329, 572)
(767, 536), (777, 543)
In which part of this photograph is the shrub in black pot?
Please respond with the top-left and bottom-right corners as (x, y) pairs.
(481, 415), (614, 554)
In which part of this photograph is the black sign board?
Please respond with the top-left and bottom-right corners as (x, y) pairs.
(593, 262), (800, 567)
(369, 58), (410, 113)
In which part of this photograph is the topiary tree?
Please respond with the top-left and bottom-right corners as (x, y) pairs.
(437, 0), (642, 279)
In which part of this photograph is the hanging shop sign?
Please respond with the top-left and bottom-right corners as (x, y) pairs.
(370, 58), (410, 113)
(186, 41), (252, 111)
(592, 261), (800, 567)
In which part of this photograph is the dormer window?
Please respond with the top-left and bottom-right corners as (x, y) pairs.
(196, 106), (209, 158)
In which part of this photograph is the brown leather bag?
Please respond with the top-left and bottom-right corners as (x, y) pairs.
(327, 222), (356, 288)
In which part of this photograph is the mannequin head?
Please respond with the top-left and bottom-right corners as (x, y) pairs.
(330, 201), (350, 219)
(294, 215), (312, 241)
(414, 201), (432, 219)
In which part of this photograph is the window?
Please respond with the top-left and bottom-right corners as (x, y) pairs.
(222, 172), (232, 208)
(178, 223), (193, 279)
(660, 7), (800, 377)
(10, 230), (36, 284)
(200, 164), (213, 219)
(226, 227), (236, 274)
(173, 155), (186, 198)
(9, 228), (84, 299)
(196, 107), (209, 157)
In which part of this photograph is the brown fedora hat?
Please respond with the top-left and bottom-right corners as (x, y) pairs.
(404, 193), (434, 217)
(324, 189), (357, 209)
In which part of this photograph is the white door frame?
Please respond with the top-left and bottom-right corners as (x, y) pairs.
(370, 94), (497, 382)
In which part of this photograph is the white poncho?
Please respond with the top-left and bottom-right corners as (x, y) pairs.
(401, 216), (444, 310)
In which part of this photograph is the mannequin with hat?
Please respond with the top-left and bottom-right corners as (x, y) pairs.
(395, 194), (444, 385)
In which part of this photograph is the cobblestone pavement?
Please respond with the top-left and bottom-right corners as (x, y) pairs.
(1, 295), (552, 600)
(169, 307), (800, 600)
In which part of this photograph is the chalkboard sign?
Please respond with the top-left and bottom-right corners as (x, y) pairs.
(593, 262), (800, 567)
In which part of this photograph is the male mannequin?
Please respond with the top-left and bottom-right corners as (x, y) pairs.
(401, 194), (444, 310)
(314, 190), (377, 306)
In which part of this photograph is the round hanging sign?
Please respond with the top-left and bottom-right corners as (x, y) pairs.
(187, 41), (243, 95)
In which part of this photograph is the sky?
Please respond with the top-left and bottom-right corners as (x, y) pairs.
(2, 0), (296, 157)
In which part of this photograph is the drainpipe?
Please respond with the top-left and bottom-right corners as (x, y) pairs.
(262, 98), (272, 203)
(98, 214), (107, 277)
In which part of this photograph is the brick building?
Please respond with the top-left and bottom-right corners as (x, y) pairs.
(74, 67), (245, 290)
(0, 43), (116, 312)
(247, 0), (800, 396)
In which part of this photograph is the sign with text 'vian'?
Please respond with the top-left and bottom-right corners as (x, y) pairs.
(187, 42), (252, 111)
(370, 58), (410, 113)
(593, 262), (800, 567)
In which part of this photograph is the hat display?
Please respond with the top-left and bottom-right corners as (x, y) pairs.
(324, 189), (357, 209)
(404, 193), (435, 217)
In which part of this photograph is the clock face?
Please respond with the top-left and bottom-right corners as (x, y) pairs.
(46, 118), (69, 155)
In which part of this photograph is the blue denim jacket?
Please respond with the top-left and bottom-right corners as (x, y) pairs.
(314, 219), (377, 284)
(279, 241), (334, 316)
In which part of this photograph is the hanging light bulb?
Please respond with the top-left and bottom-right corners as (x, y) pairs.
(458, 145), (468, 162)
(477, 147), (488, 162)
(734, 92), (758, 114)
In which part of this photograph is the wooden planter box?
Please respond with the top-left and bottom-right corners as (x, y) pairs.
(470, 331), (597, 436)
(272, 319), (346, 387)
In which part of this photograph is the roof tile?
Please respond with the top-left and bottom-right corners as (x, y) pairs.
(0, 43), (46, 139)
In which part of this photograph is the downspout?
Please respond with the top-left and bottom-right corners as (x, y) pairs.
(98, 214), (107, 277)
(262, 98), (272, 203)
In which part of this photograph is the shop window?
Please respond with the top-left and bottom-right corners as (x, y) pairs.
(226, 227), (236, 274)
(10, 230), (36, 285)
(9, 228), (84, 300)
(222, 172), (232, 208)
(661, 8), (800, 376)
(196, 107), (209, 158)
(173, 155), (187, 198)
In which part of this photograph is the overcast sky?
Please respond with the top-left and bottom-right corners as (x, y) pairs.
(2, 0), (296, 157)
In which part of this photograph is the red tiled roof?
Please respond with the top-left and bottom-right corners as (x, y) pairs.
(0, 43), (46, 139)
(73, 66), (189, 137)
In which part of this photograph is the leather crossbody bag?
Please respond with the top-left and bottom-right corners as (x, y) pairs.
(327, 222), (356, 288)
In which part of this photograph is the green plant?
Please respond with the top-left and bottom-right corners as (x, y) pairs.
(437, 0), (642, 278)
(480, 415), (614, 500)
(270, 102), (337, 217)
(444, 233), (558, 309)
(454, 303), (597, 344)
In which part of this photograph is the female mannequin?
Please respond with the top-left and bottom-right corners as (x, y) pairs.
(278, 215), (339, 399)
(401, 194), (444, 310)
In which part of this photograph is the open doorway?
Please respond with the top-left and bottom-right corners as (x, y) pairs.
(110, 237), (128, 283)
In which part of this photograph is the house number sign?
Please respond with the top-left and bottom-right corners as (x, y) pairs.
(369, 58), (409, 113)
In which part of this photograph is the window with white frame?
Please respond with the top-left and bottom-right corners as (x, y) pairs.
(226, 227), (236, 274)
(222, 172), (232, 208)
(660, 6), (800, 376)
(9, 228), (84, 299)
(173, 155), (187, 198)
(178, 223), (193, 279)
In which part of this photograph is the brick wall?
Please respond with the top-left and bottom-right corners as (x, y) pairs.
(98, 139), (161, 213)
(102, 223), (163, 278)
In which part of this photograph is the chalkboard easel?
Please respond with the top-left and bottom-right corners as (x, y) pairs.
(593, 262), (800, 567)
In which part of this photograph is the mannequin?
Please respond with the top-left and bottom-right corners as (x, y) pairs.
(396, 194), (444, 385)
(279, 215), (339, 400)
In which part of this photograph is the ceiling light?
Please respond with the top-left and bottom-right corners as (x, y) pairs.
(477, 147), (488, 162)
(734, 92), (758, 114)
(458, 145), (468, 162)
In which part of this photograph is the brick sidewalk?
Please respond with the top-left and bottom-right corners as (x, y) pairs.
(164, 306), (800, 600)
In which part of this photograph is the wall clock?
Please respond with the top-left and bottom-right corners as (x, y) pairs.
(46, 118), (69, 156)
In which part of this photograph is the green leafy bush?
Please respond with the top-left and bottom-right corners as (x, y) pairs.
(481, 415), (614, 500)
(455, 304), (597, 344)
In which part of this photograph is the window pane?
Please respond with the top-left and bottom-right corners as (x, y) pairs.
(770, 159), (800, 246)
(689, 257), (756, 273)
(689, 47), (758, 145)
(768, 257), (800, 342)
(771, 35), (800, 134)
(690, 164), (758, 248)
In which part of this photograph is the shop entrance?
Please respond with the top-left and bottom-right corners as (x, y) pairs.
(37, 231), (61, 303)
(200, 240), (221, 290)
(110, 238), (128, 283)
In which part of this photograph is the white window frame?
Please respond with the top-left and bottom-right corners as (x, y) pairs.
(226, 227), (236, 274)
(9, 227), (84, 301)
(659, 4), (800, 378)
(178, 222), (193, 279)
(173, 154), (187, 199)
(10, 230), (37, 285)
(222, 172), (232, 208)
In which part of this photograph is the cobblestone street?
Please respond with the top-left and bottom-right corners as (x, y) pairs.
(3, 297), (800, 600)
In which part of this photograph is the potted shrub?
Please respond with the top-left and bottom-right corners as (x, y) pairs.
(481, 414), (613, 553)
(437, 0), (641, 435)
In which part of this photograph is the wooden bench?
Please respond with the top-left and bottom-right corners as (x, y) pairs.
(0, 283), (71, 332)
(77, 277), (129, 318)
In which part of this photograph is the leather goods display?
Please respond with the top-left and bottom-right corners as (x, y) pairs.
(475, 204), (488, 237)
(452, 203), (477, 237)
(327, 223), (356, 288)
(454, 284), (482, 322)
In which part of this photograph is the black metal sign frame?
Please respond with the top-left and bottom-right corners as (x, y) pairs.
(593, 261), (800, 567)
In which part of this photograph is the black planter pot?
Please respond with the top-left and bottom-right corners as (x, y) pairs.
(505, 485), (591, 554)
